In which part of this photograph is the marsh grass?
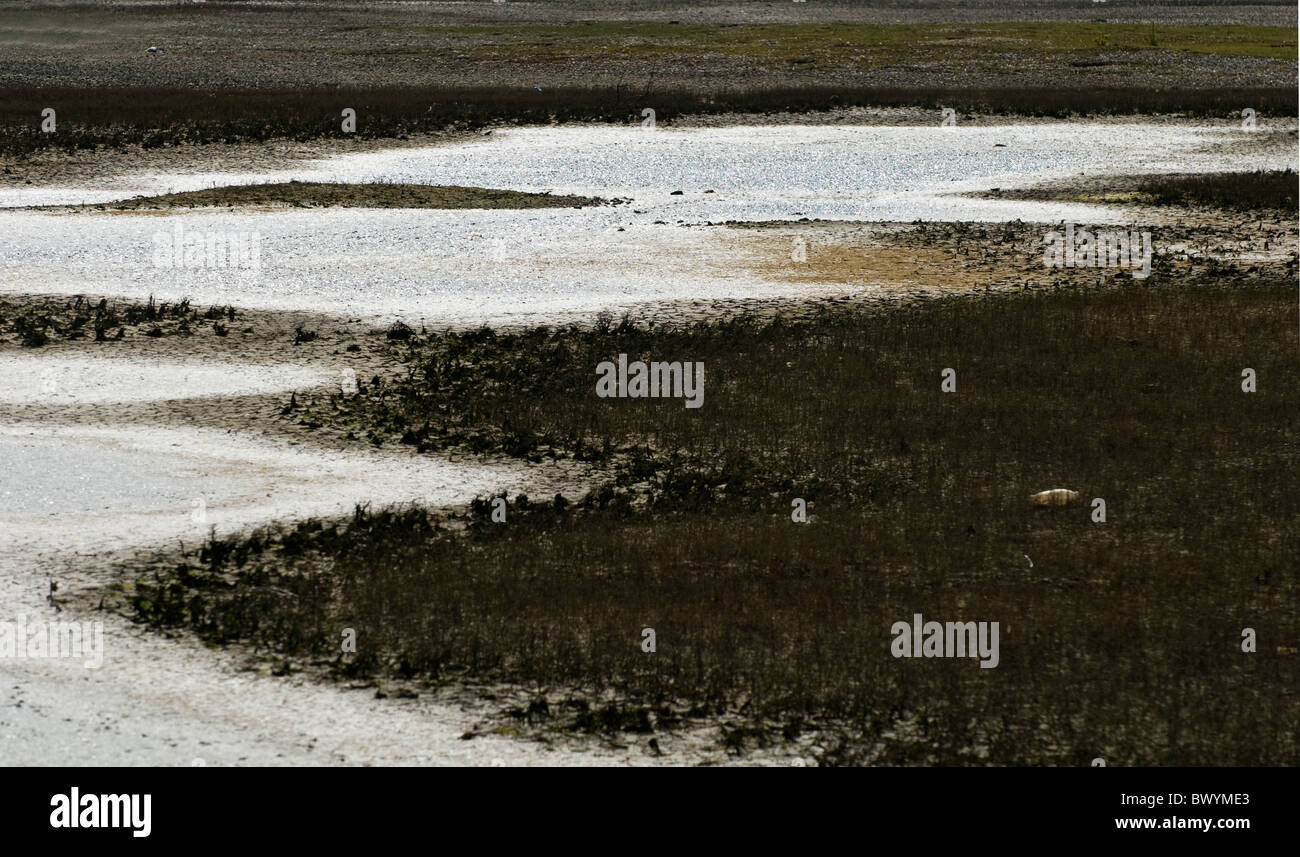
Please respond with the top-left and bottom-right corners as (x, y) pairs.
(1137, 169), (1299, 212)
(129, 276), (1299, 764)
(2, 84), (1293, 159)
(0, 294), (236, 346)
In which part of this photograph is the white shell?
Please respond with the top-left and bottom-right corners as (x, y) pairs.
(1029, 489), (1080, 506)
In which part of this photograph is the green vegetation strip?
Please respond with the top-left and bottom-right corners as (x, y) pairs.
(401, 22), (1298, 62)
(127, 276), (1298, 765)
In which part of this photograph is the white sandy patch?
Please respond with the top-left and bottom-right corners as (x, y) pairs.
(1, 121), (1292, 210)
(0, 353), (333, 404)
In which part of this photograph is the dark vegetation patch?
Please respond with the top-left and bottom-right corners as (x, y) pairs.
(1136, 168), (1299, 211)
(1, 85), (1294, 159)
(984, 169), (1299, 211)
(0, 294), (236, 347)
(57, 181), (615, 212)
(124, 278), (1299, 765)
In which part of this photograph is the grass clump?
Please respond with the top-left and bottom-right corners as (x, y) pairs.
(0, 295), (236, 346)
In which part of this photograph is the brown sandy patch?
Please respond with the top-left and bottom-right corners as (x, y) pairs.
(729, 223), (1022, 293)
(720, 211), (1297, 297)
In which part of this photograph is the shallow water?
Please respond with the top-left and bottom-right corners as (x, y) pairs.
(0, 422), (587, 556)
(0, 123), (1292, 325)
(0, 431), (240, 517)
